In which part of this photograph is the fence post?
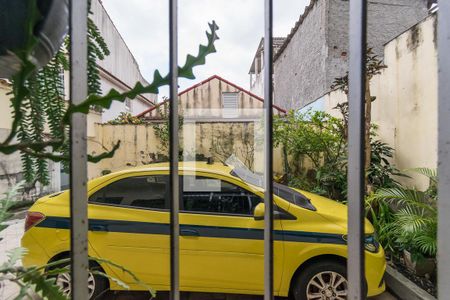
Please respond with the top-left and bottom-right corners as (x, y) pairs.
(169, 0), (180, 299)
(263, 0), (274, 299)
(69, 0), (89, 299)
(347, 0), (367, 299)
(438, 2), (450, 299)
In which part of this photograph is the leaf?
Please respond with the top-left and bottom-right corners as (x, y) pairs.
(63, 21), (219, 123)
(21, 271), (68, 300)
(2, 247), (28, 269)
(90, 257), (156, 297)
(91, 270), (130, 290)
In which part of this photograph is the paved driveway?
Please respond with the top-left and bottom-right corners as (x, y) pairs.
(0, 217), (397, 300)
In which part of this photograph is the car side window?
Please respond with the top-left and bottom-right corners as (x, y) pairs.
(89, 175), (168, 210)
(182, 175), (261, 216)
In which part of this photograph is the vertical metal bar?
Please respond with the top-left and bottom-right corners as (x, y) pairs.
(69, 0), (89, 299)
(438, 2), (450, 299)
(169, 0), (179, 299)
(263, 0), (274, 299)
(347, 0), (367, 299)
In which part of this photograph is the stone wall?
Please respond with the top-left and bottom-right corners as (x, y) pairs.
(273, 0), (429, 110)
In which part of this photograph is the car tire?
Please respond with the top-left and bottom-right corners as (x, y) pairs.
(291, 260), (348, 300)
(49, 258), (109, 300)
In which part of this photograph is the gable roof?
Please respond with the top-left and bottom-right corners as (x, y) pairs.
(135, 75), (287, 117)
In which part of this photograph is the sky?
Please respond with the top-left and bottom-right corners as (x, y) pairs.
(101, 0), (310, 99)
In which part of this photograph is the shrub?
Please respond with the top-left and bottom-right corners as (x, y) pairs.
(274, 109), (400, 201)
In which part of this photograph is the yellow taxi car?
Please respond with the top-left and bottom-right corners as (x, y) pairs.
(21, 162), (386, 299)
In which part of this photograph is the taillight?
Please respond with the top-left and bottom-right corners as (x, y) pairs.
(24, 212), (46, 232)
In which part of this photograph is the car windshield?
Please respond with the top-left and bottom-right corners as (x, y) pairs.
(226, 155), (316, 211)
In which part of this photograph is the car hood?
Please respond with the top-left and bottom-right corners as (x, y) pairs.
(293, 188), (375, 234)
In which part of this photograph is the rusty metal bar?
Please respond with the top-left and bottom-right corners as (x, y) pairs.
(438, 1), (450, 299)
(69, 0), (89, 299)
(169, 0), (180, 299)
(347, 0), (367, 299)
(263, 0), (274, 299)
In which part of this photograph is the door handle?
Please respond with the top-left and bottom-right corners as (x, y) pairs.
(90, 224), (108, 232)
(181, 228), (199, 237)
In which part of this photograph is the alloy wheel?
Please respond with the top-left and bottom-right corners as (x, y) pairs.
(306, 271), (348, 300)
(56, 270), (96, 298)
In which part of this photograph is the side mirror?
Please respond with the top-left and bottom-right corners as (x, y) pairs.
(253, 203), (265, 220)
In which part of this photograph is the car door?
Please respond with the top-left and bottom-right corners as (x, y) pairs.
(179, 171), (284, 294)
(87, 172), (170, 290)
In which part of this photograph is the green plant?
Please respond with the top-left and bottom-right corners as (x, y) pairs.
(149, 99), (184, 156)
(0, 0), (219, 175)
(332, 48), (387, 192)
(370, 168), (437, 260)
(368, 140), (403, 191)
(274, 110), (347, 200)
(9, 0), (111, 184)
(274, 108), (401, 201)
(107, 112), (146, 125)
(365, 194), (399, 255)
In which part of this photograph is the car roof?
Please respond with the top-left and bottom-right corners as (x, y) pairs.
(122, 161), (234, 176)
(89, 161), (237, 189)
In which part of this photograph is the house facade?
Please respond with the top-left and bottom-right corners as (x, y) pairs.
(138, 75), (286, 120)
(89, 0), (155, 122)
(248, 37), (286, 98)
(272, 0), (429, 110)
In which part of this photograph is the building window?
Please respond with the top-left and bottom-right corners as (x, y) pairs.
(222, 92), (239, 118)
(125, 98), (132, 111)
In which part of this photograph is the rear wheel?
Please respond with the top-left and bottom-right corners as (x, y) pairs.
(50, 259), (108, 299)
(292, 260), (348, 300)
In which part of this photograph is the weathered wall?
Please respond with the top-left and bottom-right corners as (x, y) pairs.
(0, 80), (12, 130)
(273, 0), (328, 111)
(87, 123), (285, 179)
(324, 14), (438, 189)
(274, 0), (429, 110)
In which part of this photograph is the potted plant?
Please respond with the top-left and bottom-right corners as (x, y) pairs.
(0, 0), (68, 78)
(371, 168), (437, 276)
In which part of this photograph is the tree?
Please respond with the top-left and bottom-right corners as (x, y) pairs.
(331, 48), (387, 193)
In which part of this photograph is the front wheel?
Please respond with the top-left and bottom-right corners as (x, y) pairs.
(292, 260), (348, 300)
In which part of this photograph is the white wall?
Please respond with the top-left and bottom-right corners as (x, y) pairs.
(324, 14), (438, 189)
(91, 0), (156, 122)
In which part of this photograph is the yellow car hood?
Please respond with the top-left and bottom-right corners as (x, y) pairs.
(294, 189), (375, 234)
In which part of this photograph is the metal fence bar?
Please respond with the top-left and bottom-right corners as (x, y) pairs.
(69, 0), (89, 299)
(169, 0), (180, 299)
(347, 0), (367, 299)
(438, 1), (450, 299)
(263, 0), (274, 299)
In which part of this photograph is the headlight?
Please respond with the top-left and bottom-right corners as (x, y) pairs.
(341, 234), (380, 253)
(364, 234), (380, 253)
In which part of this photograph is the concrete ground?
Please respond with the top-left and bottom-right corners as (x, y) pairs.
(0, 216), (397, 300)
(108, 291), (397, 300)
